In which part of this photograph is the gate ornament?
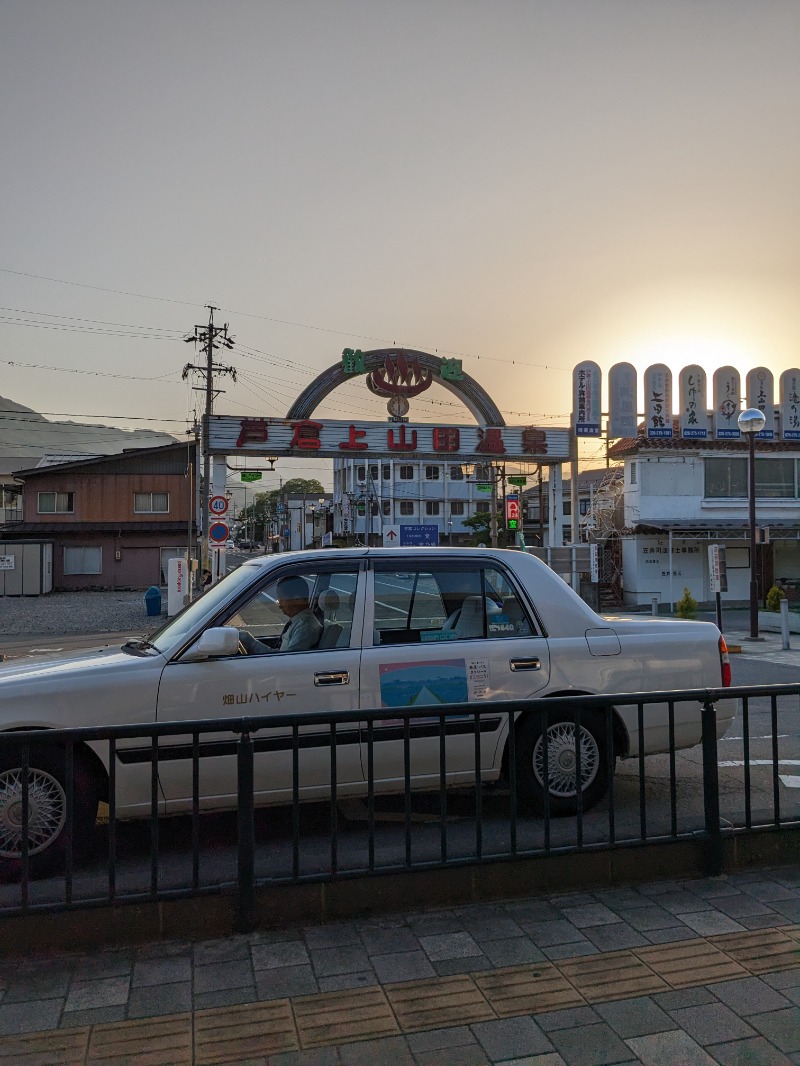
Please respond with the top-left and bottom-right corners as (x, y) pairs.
(366, 352), (433, 398)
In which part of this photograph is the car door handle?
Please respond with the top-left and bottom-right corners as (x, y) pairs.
(314, 671), (350, 686)
(509, 658), (541, 671)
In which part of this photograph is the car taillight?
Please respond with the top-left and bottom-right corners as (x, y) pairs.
(719, 635), (731, 687)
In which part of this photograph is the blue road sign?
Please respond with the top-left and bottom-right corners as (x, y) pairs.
(399, 524), (440, 546)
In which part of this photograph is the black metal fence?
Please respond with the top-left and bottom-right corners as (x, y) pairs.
(1, 683), (798, 928)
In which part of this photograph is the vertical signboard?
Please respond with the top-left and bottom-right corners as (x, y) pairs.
(505, 494), (520, 530)
(746, 367), (775, 440)
(644, 364), (673, 438)
(713, 366), (741, 439)
(572, 361), (602, 436)
(608, 362), (638, 438)
(679, 365), (707, 439)
(779, 368), (800, 440)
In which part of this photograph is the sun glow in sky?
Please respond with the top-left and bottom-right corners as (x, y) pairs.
(1, 0), (799, 483)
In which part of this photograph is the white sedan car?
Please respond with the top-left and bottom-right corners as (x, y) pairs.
(0, 547), (732, 878)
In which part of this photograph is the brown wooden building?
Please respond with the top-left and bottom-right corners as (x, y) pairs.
(0, 442), (197, 591)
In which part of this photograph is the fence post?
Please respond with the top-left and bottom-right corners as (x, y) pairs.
(236, 724), (255, 933)
(700, 698), (723, 876)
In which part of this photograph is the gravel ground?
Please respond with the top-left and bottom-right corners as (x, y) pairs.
(0, 590), (165, 636)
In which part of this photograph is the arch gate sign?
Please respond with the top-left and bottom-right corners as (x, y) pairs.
(205, 348), (569, 464)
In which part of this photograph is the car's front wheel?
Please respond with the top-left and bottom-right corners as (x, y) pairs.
(515, 709), (611, 816)
(0, 744), (98, 881)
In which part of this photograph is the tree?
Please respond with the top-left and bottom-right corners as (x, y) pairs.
(461, 512), (492, 546)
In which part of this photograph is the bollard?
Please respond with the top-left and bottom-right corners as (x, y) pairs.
(651, 596), (658, 617)
(780, 598), (791, 651)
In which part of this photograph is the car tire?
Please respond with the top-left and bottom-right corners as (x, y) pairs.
(0, 743), (98, 882)
(515, 708), (611, 816)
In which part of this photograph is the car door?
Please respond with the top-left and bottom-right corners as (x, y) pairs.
(156, 562), (365, 812)
(360, 557), (550, 791)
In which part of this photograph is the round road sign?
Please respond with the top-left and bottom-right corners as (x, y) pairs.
(209, 522), (229, 543)
(209, 495), (229, 516)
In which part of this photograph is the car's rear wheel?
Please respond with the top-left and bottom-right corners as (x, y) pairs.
(515, 709), (611, 815)
(0, 744), (98, 881)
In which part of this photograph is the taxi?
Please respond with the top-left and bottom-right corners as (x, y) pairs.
(0, 547), (732, 878)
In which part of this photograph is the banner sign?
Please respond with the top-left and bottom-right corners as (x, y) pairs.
(678, 365), (707, 439)
(746, 367), (774, 440)
(608, 362), (638, 439)
(572, 361), (602, 436)
(206, 416), (569, 463)
(644, 364), (673, 438)
(779, 368), (800, 440)
(713, 366), (741, 439)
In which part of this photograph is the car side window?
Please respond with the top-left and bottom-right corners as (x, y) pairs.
(483, 566), (534, 639)
(222, 567), (359, 654)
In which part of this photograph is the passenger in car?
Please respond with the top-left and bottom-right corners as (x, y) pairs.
(240, 575), (323, 653)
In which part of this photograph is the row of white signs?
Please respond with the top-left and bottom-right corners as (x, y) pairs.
(573, 363), (800, 440)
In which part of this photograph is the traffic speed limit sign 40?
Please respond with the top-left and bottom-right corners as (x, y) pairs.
(209, 495), (229, 516)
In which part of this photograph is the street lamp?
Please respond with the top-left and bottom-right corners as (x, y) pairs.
(737, 407), (766, 640)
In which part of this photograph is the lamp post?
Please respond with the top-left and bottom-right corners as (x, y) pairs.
(737, 407), (766, 640)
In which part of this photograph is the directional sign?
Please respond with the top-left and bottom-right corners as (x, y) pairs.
(399, 524), (439, 546)
(209, 521), (229, 543)
(240, 471), (262, 482)
(209, 495), (229, 516)
(383, 525), (400, 546)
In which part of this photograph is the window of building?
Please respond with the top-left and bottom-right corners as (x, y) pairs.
(382, 500), (391, 515)
(630, 462), (637, 486)
(134, 492), (169, 513)
(63, 546), (101, 575)
(705, 458), (747, 498)
(579, 498), (591, 516)
(38, 491), (74, 514)
(425, 466), (440, 480)
(450, 501), (465, 515)
(369, 465), (379, 482)
(755, 458), (795, 497)
(425, 501), (440, 516)
(399, 501), (415, 515)
(382, 464), (391, 480)
(563, 501), (572, 516)
(449, 465), (464, 480)
(476, 502), (491, 514)
(398, 465), (414, 480)
(357, 465), (366, 482)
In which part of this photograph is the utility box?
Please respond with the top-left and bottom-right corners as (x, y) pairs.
(0, 542), (53, 596)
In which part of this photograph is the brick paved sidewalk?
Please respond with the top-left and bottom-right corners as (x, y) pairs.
(0, 866), (797, 1064)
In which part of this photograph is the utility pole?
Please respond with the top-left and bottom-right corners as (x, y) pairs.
(183, 306), (236, 578)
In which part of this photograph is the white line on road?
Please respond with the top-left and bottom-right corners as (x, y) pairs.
(778, 775), (800, 788)
(719, 759), (800, 767)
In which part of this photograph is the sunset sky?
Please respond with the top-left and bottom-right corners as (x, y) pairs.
(2, 0), (798, 482)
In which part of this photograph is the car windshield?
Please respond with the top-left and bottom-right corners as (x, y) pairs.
(145, 564), (261, 653)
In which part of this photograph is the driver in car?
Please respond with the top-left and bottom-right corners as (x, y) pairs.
(240, 575), (322, 654)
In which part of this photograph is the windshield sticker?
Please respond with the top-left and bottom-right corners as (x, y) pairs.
(379, 659), (468, 708)
(467, 659), (490, 699)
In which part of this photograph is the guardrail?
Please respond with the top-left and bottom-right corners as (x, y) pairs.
(0, 684), (798, 930)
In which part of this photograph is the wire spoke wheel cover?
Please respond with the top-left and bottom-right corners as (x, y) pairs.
(533, 722), (600, 798)
(0, 766), (67, 858)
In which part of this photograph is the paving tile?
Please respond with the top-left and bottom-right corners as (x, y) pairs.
(415, 1044), (489, 1065)
(547, 1020), (634, 1065)
(464, 914), (527, 942)
(747, 1007), (800, 1054)
(594, 888), (655, 909)
(506, 901), (563, 924)
(61, 1005), (127, 1027)
(359, 927), (420, 955)
(541, 942), (598, 962)
(406, 1024), (479, 1053)
(764, 969), (800, 990)
(614, 905), (682, 932)
(194, 958), (254, 995)
(126, 981), (192, 1019)
(269, 1048), (339, 1066)
(770, 900), (800, 922)
(709, 894), (774, 919)
(317, 970), (378, 993)
(419, 931), (482, 961)
(0, 998), (65, 1037)
(64, 975), (130, 1012)
(371, 950), (435, 984)
(193, 935), (252, 965)
(594, 995), (677, 1038)
(560, 904), (621, 928)
(634, 939), (748, 988)
(676, 911), (746, 936)
(310, 944), (371, 978)
(406, 911), (465, 936)
(709, 1035), (795, 1066)
(626, 1030), (719, 1065)
(558, 951), (669, 1002)
(256, 965), (319, 1002)
(708, 927), (800, 973)
(252, 941), (311, 971)
(471, 1015), (554, 1060)
(195, 999), (297, 1062)
(582, 923), (649, 952)
(293, 986), (397, 1049)
(532, 1006), (600, 1032)
(482, 937), (547, 967)
(193, 986), (260, 1011)
(385, 974), (494, 1032)
(669, 1003), (757, 1045)
(474, 963), (584, 1017)
(0, 1025), (89, 1065)
(71, 951), (134, 981)
(526, 921), (589, 948)
(738, 880), (799, 903)
(132, 956), (192, 987)
(651, 987), (717, 1010)
(706, 975), (793, 1015)
(651, 892), (714, 915)
(89, 1013), (193, 1065)
(497, 1057), (568, 1066)
(304, 923), (361, 950)
(1, 970), (72, 1003)
(433, 955), (494, 976)
(642, 925), (705, 945)
(336, 1034), (413, 1065)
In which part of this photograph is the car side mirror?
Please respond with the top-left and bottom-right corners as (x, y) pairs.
(183, 627), (240, 660)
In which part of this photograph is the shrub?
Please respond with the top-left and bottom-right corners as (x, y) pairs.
(766, 585), (786, 612)
(675, 586), (698, 619)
